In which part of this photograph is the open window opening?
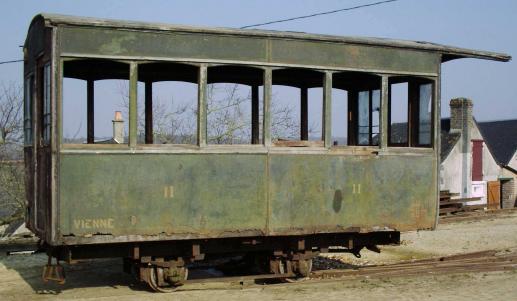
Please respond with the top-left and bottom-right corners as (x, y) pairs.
(207, 66), (263, 145)
(388, 77), (434, 147)
(272, 68), (324, 147)
(334, 72), (381, 146)
(62, 59), (129, 144)
(138, 63), (198, 145)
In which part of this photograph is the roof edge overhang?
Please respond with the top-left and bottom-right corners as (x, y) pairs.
(29, 13), (511, 63)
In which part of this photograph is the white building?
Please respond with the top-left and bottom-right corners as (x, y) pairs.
(440, 98), (516, 208)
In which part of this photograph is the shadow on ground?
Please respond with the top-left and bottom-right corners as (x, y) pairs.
(0, 252), (148, 295)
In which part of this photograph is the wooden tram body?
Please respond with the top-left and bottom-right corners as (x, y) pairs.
(23, 14), (510, 290)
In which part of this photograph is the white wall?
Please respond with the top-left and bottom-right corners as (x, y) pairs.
(440, 142), (462, 194)
(440, 121), (502, 198)
(509, 150), (517, 171)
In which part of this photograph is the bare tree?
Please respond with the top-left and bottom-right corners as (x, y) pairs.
(118, 82), (302, 145)
(0, 82), (25, 225)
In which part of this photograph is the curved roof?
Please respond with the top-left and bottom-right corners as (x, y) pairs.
(31, 13), (511, 63)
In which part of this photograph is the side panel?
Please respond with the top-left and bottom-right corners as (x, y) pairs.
(268, 154), (437, 234)
(58, 154), (268, 238)
(58, 26), (439, 75)
(58, 151), (436, 243)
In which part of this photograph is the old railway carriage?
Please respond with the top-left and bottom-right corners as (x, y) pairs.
(24, 14), (510, 291)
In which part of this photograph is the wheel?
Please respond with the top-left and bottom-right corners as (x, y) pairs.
(284, 259), (312, 283)
(146, 266), (188, 293)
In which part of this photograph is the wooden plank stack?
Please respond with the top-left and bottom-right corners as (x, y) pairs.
(439, 190), (485, 216)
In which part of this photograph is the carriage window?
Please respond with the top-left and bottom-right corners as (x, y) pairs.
(42, 63), (51, 144)
(272, 68), (323, 147)
(357, 90), (380, 146)
(62, 78), (86, 143)
(207, 66), (263, 145)
(418, 83), (433, 146)
(334, 72), (380, 146)
(331, 88), (348, 146)
(389, 82), (408, 146)
(388, 78), (434, 147)
(138, 63), (198, 145)
(24, 75), (33, 145)
(62, 59), (129, 144)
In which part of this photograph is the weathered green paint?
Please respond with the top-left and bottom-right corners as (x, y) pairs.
(270, 39), (439, 74)
(58, 26), (440, 75)
(263, 68), (272, 147)
(197, 65), (207, 147)
(59, 154), (268, 237)
(268, 154), (436, 234)
(58, 152), (435, 239)
(129, 63), (138, 147)
(323, 72), (332, 147)
(380, 76), (389, 149)
(24, 13), (512, 246)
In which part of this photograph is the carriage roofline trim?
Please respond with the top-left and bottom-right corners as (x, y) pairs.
(30, 13), (511, 63)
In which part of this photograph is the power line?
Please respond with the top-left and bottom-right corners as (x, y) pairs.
(240, 0), (400, 29)
(0, 59), (23, 65)
(0, 0), (400, 65)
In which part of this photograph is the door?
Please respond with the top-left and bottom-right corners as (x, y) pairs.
(487, 181), (501, 210)
(35, 61), (52, 234)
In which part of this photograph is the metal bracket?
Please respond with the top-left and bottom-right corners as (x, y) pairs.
(42, 255), (65, 284)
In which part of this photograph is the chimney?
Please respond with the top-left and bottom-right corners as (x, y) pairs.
(450, 98), (473, 133)
(449, 98), (473, 197)
(112, 111), (124, 144)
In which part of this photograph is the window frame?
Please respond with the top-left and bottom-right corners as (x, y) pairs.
(270, 67), (326, 148)
(388, 77), (435, 148)
(24, 74), (34, 146)
(42, 63), (51, 144)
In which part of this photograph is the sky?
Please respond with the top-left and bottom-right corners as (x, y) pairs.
(0, 0), (515, 136)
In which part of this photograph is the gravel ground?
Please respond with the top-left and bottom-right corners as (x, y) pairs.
(1, 210), (516, 300)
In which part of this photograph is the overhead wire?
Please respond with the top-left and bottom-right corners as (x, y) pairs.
(240, 0), (399, 29)
(0, 0), (400, 65)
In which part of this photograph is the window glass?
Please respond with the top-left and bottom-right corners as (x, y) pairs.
(389, 82), (408, 145)
(357, 91), (370, 145)
(43, 63), (51, 144)
(357, 90), (380, 146)
(418, 83), (432, 145)
(330, 88), (347, 146)
(388, 78), (433, 148)
(24, 76), (33, 145)
(371, 90), (380, 142)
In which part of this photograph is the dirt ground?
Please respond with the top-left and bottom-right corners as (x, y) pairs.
(1, 211), (517, 300)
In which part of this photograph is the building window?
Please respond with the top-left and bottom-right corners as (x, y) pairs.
(472, 140), (483, 181)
